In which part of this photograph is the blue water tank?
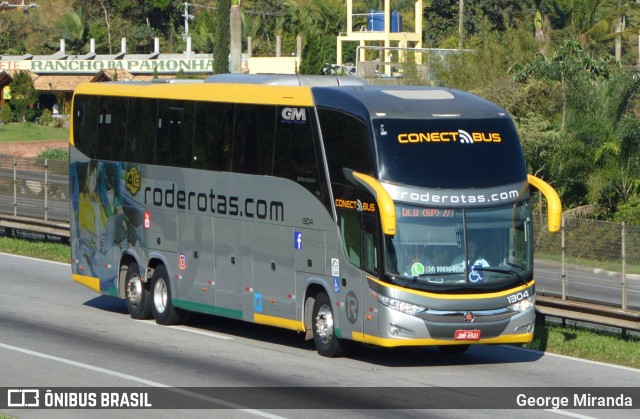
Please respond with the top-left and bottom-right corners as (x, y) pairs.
(367, 10), (402, 32)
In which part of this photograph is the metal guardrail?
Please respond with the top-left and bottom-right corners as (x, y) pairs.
(536, 295), (640, 336)
(0, 214), (69, 244)
(0, 154), (69, 223)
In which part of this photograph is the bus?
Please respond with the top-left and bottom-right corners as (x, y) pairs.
(69, 74), (561, 357)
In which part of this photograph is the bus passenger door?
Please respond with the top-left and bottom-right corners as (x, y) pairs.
(176, 213), (214, 306)
(214, 218), (252, 318)
(251, 223), (296, 322)
(337, 211), (380, 341)
(360, 214), (381, 342)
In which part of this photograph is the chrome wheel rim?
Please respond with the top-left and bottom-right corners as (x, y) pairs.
(126, 274), (142, 307)
(153, 278), (168, 314)
(315, 304), (334, 344)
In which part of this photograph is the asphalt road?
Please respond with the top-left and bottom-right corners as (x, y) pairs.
(535, 260), (640, 309)
(1, 253), (639, 419)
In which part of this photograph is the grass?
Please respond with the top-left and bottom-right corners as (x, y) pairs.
(0, 236), (70, 263)
(0, 237), (638, 370)
(0, 122), (69, 143)
(527, 323), (640, 369)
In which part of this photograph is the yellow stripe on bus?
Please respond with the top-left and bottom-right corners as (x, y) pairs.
(73, 82), (315, 107)
(253, 313), (305, 332)
(69, 96), (75, 146)
(367, 275), (535, 300)
(72, 273), (101, 292)
(351, 331), (533, 347)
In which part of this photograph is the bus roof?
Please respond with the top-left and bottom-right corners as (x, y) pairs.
(73, 75), (509, 120)
(204, 73), (366, 86)
(310, 85), (510, 121)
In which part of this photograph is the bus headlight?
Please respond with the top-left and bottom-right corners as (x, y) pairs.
(508, 295), (535, 313)
(372, 291), (426, 316)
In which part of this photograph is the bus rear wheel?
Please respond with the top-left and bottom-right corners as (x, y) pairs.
(150, 265), (184, 325)
(312, 291), (345, 357)
(125, 262), (152, 320)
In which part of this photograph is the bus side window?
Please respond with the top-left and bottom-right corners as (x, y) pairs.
(317, 108), (374, 184)
(192, 102), (233, 171)
(126, 98), (156, 164)
(97, 96), (128, 162)
(339, 211), (362, 268)
(156, 100), (194, 168)
(362, 214), (380, 275)
(73, 94), (99, 159)
(232, 104), (275, 175)
(273, 106), (324, 201)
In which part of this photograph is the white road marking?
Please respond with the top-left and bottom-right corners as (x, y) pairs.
(543, 409), (598, 419)
(0, 342), (284, 418)
(0, 251), (70, 266)
(136, 320), (234, 340)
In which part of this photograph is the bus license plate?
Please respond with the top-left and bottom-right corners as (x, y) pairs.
(454, 329), (481, 340)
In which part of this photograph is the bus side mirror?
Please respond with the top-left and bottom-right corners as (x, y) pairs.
(348, 170), (396, 236)
(527, 174), (562, 233)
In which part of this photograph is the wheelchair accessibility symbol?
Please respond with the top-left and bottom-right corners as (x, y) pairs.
(468, 264), (484, 283)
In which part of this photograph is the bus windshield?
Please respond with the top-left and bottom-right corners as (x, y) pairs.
(385, 202), (532, 289)
(374, 118), (526, 189)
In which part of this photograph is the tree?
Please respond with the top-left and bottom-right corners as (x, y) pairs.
(510, 39), (614, 131)
(214, 0), (231, 73)
(190, 9), (216, 53)
(243, 0), (280, 56)
(9, 71), (39, 123)
(0, 14), (24, 54)
(582, 72), (640, 214)
(424, 0), (535, 48)
(541, 0), (640, 63)
(82, 0), (179, 54)
(56, 6), (89, 54)
(281, 0), (345, 74)
(97, 0), (113, 53)
(230, 0), (243, 73)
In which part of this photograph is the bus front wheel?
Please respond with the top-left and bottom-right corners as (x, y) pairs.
(150, 265), (184, 325)
(312, 291), (345, 357)
(125, 262), (152, 320)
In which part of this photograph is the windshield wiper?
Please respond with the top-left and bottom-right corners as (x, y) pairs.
(396, 268), (527, 287)
(472, 267), (527, 286)
(398, 271), (462, 286)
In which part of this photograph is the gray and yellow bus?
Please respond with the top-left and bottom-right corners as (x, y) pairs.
(69, 74), (561, 357)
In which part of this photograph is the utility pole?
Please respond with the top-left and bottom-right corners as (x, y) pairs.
(458, 0), (464, 50)
(183, 2), (194, 39)
(0, 1), (38, 12)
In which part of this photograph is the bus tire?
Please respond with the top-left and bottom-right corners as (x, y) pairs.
(438, 344), (470, 354)
(150, 265), (184, 325)
(125, 261), (152, 320)
(312, 291), (344, 357)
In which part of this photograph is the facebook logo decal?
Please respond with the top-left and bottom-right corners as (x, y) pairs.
(294, 231), (302, 250)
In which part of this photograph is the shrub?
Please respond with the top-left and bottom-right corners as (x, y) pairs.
(0, 105), (12, 124)
(36, 147), (68, 161)
(52, 116), (67, 128)
(25, 109), (40, 123)
(40, 108), (54, 125)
